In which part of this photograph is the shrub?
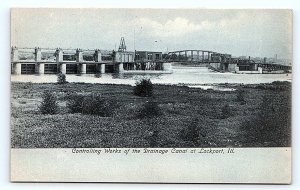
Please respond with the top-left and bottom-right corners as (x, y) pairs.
(134, 79), (153, 97)
(221, 104), (231, 119)
(139, 100), (161, 119)
(82, 94), (117, 117)
(22, 82), (33, 89)
(67, 94), (118, 116)
(67, 94), (85, 113)
(57, 73), (67, 84)
(39, 91), (58, 114)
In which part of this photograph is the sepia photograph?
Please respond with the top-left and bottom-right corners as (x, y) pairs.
(9, 8), (292, 183)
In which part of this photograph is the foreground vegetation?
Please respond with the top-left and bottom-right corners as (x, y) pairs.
(11, 81), (291, 148)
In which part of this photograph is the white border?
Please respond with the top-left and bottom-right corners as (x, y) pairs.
(1, 0), (299, 189)
(10, 148), (292, 183)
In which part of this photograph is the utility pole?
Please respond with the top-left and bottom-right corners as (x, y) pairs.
(134, 29), (136, 51)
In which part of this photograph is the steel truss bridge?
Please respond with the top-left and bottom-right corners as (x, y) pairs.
(165, 49), (291, 72)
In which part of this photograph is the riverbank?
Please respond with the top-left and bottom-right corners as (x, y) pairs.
(11, 81), (291, 148)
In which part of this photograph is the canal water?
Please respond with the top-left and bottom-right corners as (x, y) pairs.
(11, 66), (292, 86)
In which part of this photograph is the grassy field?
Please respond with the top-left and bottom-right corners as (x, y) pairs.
(11, 81), (291, 148)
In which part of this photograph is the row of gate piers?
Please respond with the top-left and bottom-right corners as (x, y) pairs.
(11, 62), (172, 75)
(11, 47), (172, 74)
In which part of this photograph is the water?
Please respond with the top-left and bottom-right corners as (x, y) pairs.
(188, 85), (236, 91)
(11, 66), (292, 86)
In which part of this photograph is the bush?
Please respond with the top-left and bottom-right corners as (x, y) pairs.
(134, 79), (153, 97)
(221, 104), (231, 119)
(139, 100), (161, 119)
(67, 93), (118, 116)
(67, 94), (85, 113)
(22, 82), (33, 89)
(39, 91), (58, 114)
(82, 94), (117, 117)
(57, 73), (67, 84)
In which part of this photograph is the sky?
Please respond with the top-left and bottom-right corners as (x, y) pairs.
(11, 8), (292, 59)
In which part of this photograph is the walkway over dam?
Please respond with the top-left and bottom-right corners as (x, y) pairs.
(11, 47), (172, 75)
(11, 47), (291, 75)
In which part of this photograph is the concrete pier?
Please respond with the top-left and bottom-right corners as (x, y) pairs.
(94, 49), (105, 74)
(254, 64), (258, 71)
(76, 49), (83, 62)
(34, 47), (44, 74)
(11, 46), (19, 62)
(117, 63), (124, 73)
(34, 47), (42, 61)
(80, 64), (86, 74)
(55, 48), (63, 62)
(60, 64), (66, 74)
(234, 66), (239, 73)
(12, 47), (21, 74)
(56, 48), (65, 74)
(100, 64), (105, 74)
(75, 49), (85, 74)
(95, 49), (102, 62)
(13, 63), (22, 75)
(36, 63), (45, 74)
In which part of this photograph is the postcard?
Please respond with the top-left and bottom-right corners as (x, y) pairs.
(10, 8), (292, 183)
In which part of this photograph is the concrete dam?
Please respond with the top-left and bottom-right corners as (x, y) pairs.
(11, 46), (291, 75)
(11, 47), (172, 75)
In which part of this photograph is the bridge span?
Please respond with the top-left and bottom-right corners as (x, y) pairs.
(166, 49), (292, 74)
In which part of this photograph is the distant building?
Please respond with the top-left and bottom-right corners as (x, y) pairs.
(135, 51), (162, 62)
(114, 51), (135, 63)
